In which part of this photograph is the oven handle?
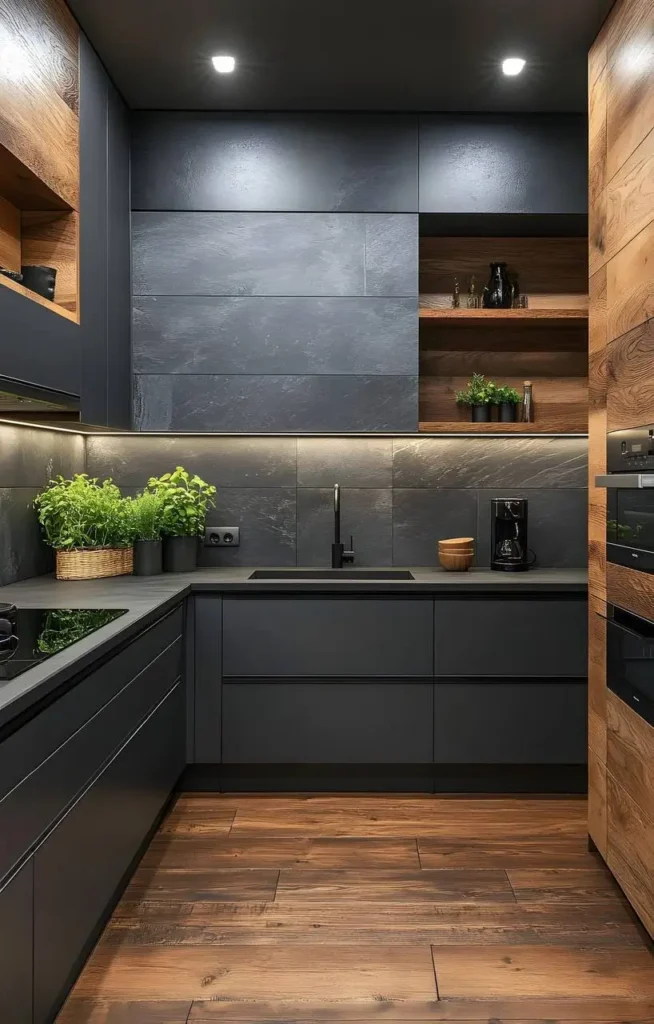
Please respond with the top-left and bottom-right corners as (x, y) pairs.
(595, 473), (654, 488)
(604, 606), (654, 640)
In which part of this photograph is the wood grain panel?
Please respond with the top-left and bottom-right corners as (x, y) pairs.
(589, 62), (607, 276)
(159, 796), (235, 835)
(506, 867), (619, 906)
(417, 836), (595, 869)
(607, 690), (654, 822)
(588, 265), (607, 603)
(21, 209), (78, 312)
(607, 561), (654, 621)
(606, 318), (654, 430)
(588, 598), (607, 723)
(431, 945), (654, 999)
(57, 1000), (192, 1023)
(419, 237), (588, 295)
(419, 322), (588, 352)
(606, 1), (654, 180)
(141, 836), (421, 870)
(0, 0), (78, 113)
(607, 774), (654, 938)
(606, 126), (654, 263)
(588, 747), (608, 857)
(606, 225), (654, 342)
(124, 867), (279, 904)
(0, 194), (20, 270)
(420, 349), (588, 379)
(275, 868), (514, 904)
(589, 708), (607, 764)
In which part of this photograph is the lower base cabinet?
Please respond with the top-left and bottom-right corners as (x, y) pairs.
(33, 682), (185, 1024)
(222, 681), (433, 763)
(0, 861), (33, 1024)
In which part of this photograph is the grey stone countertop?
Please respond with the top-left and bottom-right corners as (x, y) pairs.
(0, 567), (587, 730)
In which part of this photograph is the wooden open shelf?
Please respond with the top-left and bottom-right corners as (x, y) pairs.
(419, 235), (589, 435)
(0, 0), (80, 322)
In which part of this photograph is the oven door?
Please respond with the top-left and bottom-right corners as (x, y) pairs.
(607, 604), (654, 727)
(596, 474), (654, 571)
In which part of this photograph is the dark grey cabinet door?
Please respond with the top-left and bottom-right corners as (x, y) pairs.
(33, 682), (185, 1024)
(419, 114), (587, 214)
(222, 680), (433, 763)
(433, 681), (587, 764)
(223, 597), (434, 677)
(194, 596), (222, 763)
(0, 861), (33, 1024)
(434, 598), (587, 678)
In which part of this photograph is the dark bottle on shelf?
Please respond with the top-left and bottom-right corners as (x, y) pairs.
(521, 381), (534, 423)
(482, 262), (512, 309)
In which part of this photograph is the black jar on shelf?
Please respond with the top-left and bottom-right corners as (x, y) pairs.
(482, 262), (513, 309)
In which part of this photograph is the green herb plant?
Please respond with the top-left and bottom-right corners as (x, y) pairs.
(456, 373), (498, 407)
(128, 491), (166, 542)
(493, 385), (521, 405)
(145, 466), (216, 538)
(34, 474), (133, 550)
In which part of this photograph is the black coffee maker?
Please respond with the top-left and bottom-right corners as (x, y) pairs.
(490, 498), (530, 572)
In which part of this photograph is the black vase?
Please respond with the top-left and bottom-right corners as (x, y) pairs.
(133, 539), (163, 576)
(499, 402), (517, 423)
(163, 535), (197, 573)
(471, 404), (490, 422)
(21, 265), (57, 301)
(482, 262), (512, 309)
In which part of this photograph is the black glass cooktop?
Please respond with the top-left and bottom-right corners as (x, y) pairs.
(0, 608), (127, 681)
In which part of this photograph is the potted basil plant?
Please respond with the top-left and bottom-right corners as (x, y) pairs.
(493, 385), (521, 423)
(146, 467), (216, 573)
(456, 373), (498, 423)
(129, 491), (166, 576)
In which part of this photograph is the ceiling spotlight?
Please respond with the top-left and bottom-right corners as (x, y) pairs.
(502, 57), (526, 76)
(212, 54), (236, 74)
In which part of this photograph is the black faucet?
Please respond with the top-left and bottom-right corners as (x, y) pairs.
(332, 483), (355, 568)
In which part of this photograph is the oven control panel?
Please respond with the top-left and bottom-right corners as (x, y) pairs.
(608, 425), (654, 472)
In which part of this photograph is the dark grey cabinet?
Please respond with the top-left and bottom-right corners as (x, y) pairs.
(0, 861), (33, 1024)
(433, 681), (587, 764)
(222, 680), (433, 763)
(194, 596), (222, 762)
(33, 681), (185, 1024)
(223, 597), (433, 677)
(433, 598), (587, 678)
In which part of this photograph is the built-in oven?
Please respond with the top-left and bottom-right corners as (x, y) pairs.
(596, 424), (654, 573)
(606, 603), (654, 727)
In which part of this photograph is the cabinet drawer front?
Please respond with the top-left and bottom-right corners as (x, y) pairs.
(0, 861), (32, 1024)
(33, 681), (185, 1024)
(434, 598), (587, 677)
(0, 637), (182, 884)
(223, 597), (433, 677)
(433, 681), (587, 764)
(607, 774), (654, 938)
(0, 606), (183, 802)
(223, 680), (434, 763)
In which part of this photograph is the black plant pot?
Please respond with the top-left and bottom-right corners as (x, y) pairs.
(471, 404), (490, 422)
(133, 539), (163, 576)
(499, 402), (518, 423)
(163, 535), (197, 573)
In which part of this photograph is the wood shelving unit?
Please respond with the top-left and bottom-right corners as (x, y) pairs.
(418, 235), (589, 435)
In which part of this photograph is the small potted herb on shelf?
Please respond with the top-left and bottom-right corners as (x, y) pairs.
(456, 373), (498, 422)
(128, 491), (166, 576)
(146, 466), (216, 573)
(34, 474), (133, 580)
(493, 385), (521, 423)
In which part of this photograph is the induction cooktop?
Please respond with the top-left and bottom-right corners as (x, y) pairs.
(0, 607), (128, 681)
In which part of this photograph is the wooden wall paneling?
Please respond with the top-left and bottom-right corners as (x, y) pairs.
(588, 748), (608, 857)
(607, 691), (654, 821)
(21, 210), (78, 313)
(589, 64), (607, 277)
(606, 319), (654, 430)
(607, 561), (654, 620)
(607, 774), (654, 938)
(419, 375), (588, 432)
(0, 0), (78, 112)
(605, 125), (654, 265)
(606, 0), (654, 181)
(0, 196), (20, 271)
(588, 266), (607, 603)
(606, 221), (654, 342)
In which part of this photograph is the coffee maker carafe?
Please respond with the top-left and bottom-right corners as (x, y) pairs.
(491, 498), (530, 572)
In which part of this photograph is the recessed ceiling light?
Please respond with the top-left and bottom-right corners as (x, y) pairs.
(502, 57), (526, 76)
(212, 55), (236, 74)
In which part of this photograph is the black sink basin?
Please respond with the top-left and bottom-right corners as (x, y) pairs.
(248, 569), (415, 580)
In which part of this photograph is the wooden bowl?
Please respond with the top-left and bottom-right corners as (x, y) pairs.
(439, 550), (474, 572)
(438, 542), (474, 553)
(439, 537), (475, 551)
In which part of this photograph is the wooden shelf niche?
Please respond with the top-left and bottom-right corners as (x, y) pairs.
(419, 236), (589, 434)
(0, 0), (80, 323)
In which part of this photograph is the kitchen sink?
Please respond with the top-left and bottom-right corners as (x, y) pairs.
(248, 569), (415, 580)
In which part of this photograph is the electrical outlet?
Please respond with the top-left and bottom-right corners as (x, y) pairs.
(204, 526), (240, 548)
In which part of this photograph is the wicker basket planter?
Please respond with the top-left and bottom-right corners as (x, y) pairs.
(55, 547), (134, 581)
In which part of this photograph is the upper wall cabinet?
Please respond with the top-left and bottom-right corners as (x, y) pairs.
(419, 115), (587, 215)
(0, 0), (80, 322)
(131, 113), (419, 213)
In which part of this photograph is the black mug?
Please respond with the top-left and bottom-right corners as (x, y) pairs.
(21, 265), (57, 301)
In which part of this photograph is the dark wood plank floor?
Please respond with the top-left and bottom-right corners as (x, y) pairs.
(57, 795), (654, 1023)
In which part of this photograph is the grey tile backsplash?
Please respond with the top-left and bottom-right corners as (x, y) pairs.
(85, 434), (588, 569)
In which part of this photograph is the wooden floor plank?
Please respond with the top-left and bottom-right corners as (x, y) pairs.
(124, 866), (279, 903)
(141, 835), (421, 870)
(274, 868), (515, 903)
(160, 796), (236, 836)
(70, 946), (437, 1003)
(418, 838), (598, 869)
(507, 868), (625, 905)
(56, 1000), (192, 1023)
(431, 945), (654, 999)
